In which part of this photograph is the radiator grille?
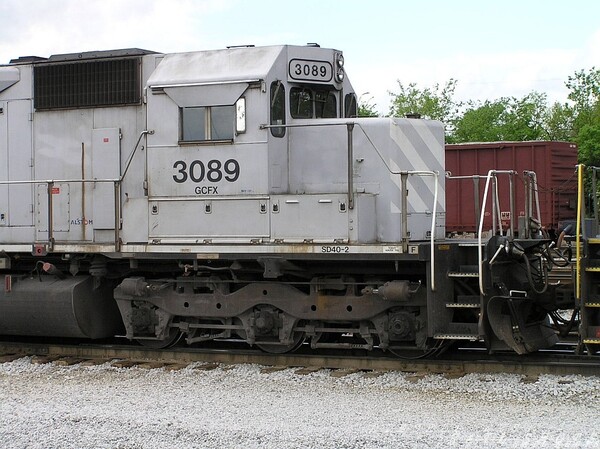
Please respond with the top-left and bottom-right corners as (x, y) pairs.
(34, 58), (141, 110)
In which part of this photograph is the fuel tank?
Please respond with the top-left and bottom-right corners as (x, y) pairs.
(0, 275), (124, 339)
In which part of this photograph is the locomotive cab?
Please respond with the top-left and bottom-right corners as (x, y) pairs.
(139, 45), (445, 246)
(140, 45), (369, 245)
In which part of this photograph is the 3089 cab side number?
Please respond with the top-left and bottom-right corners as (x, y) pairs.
(172, 159), (240, 183)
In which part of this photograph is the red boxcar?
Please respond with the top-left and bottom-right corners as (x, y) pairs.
(445, 141), (578, 235)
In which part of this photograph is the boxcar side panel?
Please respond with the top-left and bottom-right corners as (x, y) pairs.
(445, 141), (578, 234)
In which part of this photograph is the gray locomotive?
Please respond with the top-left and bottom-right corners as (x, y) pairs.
(0, 44), (568, 355)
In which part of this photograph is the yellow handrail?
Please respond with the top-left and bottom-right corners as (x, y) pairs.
(576, 164), (584, 302)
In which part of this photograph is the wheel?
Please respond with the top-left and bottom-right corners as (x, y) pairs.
(255, 332), (305, 354)
(136, 329), (182, 349)
(388, 339), (449, 359)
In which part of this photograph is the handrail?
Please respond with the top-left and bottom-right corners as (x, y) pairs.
(523, 170), (542, 228)
(121, 130), (152, 182)
(477, 170), (516, 296)
(593, 167), (599, 225)
(4, 120), (442, 281)
(576, 164), (585, 302)
(0, 130), (152, 251)
(0, 178), (120, 185)
(262, 120), (442, 290)
(446, 172), (516, 237)
(355, 122), (441, 290)
(403, 170), (440, 292)
(0, 130), (151, 187)
(0, 178), (121, 251)
(522, 170), (543, 238)
(261, 121), (357, 209)
(261, 121), (434, 177)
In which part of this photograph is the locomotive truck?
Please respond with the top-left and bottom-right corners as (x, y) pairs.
(0, 44), (582, 355)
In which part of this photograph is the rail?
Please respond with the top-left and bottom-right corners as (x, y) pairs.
(2, 340), (599, 377)
(261, 120), (441, 291)
(0, 130), (150, 252)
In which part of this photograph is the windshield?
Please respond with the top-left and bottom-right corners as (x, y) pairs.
(290, 87), (337, 119)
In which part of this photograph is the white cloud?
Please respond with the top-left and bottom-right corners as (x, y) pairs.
(1, 0), (597, 118)
(581, 28), (600, 69)
(0, 0), (235, 62)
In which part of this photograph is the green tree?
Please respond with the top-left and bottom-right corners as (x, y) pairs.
(564, 67), (600, 164)
(388, 79), (461, 130)
(452, 92), (549, 143)
(577, 124), (600, 166)
(540, 102), (576, 141)
(451, 99), (507, 142)
(382, 68), (599, 150)
(566, 67), (600, 132)
(357, 93), (379, 117)
(509, 92), (547, 140)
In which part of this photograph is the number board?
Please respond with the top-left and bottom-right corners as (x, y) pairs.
(288, 59), (333, 82)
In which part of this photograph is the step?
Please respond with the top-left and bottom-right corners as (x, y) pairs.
(584, 303), (600, 308)
(458, 242), (484, 247)
(583, 339), (600, 344)
(446, 303), (480, 308)
(448, 271), (479, 278)
(433, 334), (481, 341)
(585, 267), (600, 272)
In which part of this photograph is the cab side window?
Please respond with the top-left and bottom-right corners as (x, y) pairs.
(270, 81), (286, 137)
(181, 105), (235, 142)
(345, 93), (357, 118)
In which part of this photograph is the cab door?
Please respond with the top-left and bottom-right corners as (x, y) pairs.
(145, 82), (270, 242)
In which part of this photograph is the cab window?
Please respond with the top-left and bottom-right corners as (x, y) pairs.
(345, 93), (357, 118)
(181, 105), (235, 142)
(270, 81), (286, 137)
(315, 91), (337, 118)
(290, 87), (337, 119)
(290, 88), (313, 118)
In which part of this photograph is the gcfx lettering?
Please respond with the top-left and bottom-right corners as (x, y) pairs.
(194, 186), (219, 195)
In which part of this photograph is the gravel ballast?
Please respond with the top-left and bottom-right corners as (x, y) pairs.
(1, 357), (599, 448)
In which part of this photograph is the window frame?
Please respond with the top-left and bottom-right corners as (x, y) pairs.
(289, 86), (338, 119)
(270, 81), (286, 138)
(344, 93), (358, 118)
(179, 104), (236, 144)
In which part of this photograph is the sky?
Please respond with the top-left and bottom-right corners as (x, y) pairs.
(1, 0), (598, 114)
